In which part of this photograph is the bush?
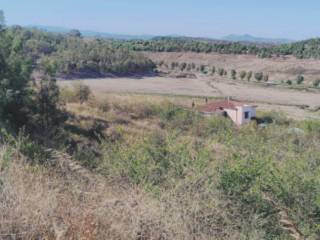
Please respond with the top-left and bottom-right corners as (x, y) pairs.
(211, 66), (216, 75)
(230, 69), (237, 80)
(254, 72), (263, 81)
(313, 79), (320, 88)
(218, 68), (225, 76)
(73, 82), (91, 104)
(296, 75), (304, 85)
(200, 65), (206, 73)
(239, 71), (246, 80)
(286, 80), (293, 85)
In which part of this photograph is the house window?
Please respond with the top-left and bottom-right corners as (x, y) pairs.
(244, 111), (250, 119)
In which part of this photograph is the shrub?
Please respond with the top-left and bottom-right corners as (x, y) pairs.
(73, 82), (91, 104)
(313, 79), (320, 88)
(218, 68), (225, 76)
(286, 80), (293, 85)
(230, 69), (237, 80)
(200, 65), (206, 73)
(180, 62), (187, 71)
(211, 66), (216, 75)
(254, 72), (263, 81)
(247, 71), (253, 81)
(239, 71), (246, 80)
(296, 75), (304, 85)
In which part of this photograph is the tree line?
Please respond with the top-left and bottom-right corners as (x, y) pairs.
(158, 61), (320, 88)
(114, 36), (320, 59)
(2, 25), (155, 78)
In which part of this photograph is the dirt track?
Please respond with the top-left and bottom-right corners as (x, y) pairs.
(59, 76), (320, 120)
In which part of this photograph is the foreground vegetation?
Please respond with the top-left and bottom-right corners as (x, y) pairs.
(1, 87), (320, 239)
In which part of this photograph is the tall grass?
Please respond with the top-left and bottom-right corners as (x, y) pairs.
(1, 95), (320, 239)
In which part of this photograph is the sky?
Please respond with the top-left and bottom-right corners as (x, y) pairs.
(1, 0), (320, 40)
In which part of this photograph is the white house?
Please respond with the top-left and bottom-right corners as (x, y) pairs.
(199, 99), (257, 125)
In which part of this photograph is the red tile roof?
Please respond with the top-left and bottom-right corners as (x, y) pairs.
(198, 100), (244, 113)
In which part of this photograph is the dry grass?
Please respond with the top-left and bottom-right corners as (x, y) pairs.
(2, 93), (317, 239)
(0, 147), (172, 240)
(0, 152), (263, 240)
(146, 51), (320, 83)
(0, 123), (263, 240)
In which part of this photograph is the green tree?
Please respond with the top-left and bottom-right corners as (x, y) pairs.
(218, 68), (224, 76)
(224, 70), (227, 76)
(239, 71), (246, 80)
(247, 71), (253, 81)
(180, 62), (187, 71)
(254, 72), (264, 81)
(211, 66), (216, 75)
(68, 29), (82, 38)
(186, 63), (192, 71)
(0, 28), (33, 128)
(296, 75), (304, 85)
(231, 69), (237, 80)
(74, 82), (91, 104)
(313, 79), (320, 88)
(0, 10), (5, 29)
(200, 65), (206, 73)
(30, 76), (67, 137)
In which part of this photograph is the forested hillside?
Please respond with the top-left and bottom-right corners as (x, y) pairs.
(115, 36), (320, 59)
(2, 26), (155, 79)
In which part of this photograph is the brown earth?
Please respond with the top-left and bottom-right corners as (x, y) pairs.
(146, 52), (320, 84)
(59, 74), (320, 120)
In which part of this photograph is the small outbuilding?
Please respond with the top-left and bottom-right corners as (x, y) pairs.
(198, 99), (257, 125)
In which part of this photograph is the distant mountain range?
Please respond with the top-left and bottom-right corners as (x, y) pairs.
(26, 25), (155, 40)
(221, 34), (294, 44)
(26, 25), (295, 44)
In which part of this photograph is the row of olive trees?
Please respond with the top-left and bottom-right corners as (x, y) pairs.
(158, 61), (320, 88)
(157, 61), (271, 82)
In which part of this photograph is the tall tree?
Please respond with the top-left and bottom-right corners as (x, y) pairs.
(0, 27), (33, 128)
(0, 10), (5, 29)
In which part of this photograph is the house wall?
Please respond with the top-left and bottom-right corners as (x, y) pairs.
(225, 108), (238, 124)
(236, 106), (256, 125)
(225, 106), (256, 125)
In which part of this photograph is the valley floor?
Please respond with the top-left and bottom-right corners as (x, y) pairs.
(59, 75), (320, 120)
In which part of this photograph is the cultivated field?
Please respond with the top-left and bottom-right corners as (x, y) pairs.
(146, 52), (320, 83)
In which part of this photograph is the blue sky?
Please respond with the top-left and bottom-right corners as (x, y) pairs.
(1, 0), (319, 40)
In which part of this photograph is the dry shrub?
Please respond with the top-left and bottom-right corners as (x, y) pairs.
(0, 145), (269, 240)
(0, 149), (171, 240)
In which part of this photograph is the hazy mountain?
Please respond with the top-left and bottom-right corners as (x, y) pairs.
(221, 34), (294, 44)
(25, 26), (296, 44)
(26, 25), (155, 40)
